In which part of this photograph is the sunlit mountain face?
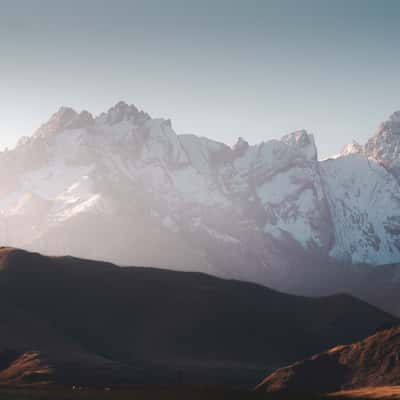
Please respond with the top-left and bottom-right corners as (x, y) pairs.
(0, 102), (400, 316)
(256, 321), (400, 394)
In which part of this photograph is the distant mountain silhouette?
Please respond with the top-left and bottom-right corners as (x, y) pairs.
(0, 247), (396, 388)
(255, 323), (400, 394)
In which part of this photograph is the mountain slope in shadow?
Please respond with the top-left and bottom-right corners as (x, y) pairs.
(0, 247), (396, 388)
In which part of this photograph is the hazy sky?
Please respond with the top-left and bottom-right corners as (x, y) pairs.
(1, 0), (400, 157)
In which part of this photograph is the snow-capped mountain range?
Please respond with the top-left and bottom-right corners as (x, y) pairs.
(1, 102), (400, 291)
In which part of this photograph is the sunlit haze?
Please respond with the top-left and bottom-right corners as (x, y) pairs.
(1, 1), (400, 394)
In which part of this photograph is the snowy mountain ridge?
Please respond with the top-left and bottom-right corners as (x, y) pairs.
(0, 102), (400, 289)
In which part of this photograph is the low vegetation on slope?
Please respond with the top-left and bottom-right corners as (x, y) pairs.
(256, 324), (400, 393)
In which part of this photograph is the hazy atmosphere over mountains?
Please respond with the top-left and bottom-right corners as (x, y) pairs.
(1, 102), (400, 315)
(2, 1), (400, 398)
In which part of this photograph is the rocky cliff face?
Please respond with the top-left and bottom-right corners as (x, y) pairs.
(0, 102), (400, 290)
(365, 111), (400, 178)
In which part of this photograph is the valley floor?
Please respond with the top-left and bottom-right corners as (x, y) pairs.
(0, 387), (252, 400)
(1, 386), (399, 400)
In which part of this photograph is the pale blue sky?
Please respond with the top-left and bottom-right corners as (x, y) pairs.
(1, 0), (400, 157)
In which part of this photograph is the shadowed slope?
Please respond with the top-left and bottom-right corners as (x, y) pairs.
(0, 247), (396, 387)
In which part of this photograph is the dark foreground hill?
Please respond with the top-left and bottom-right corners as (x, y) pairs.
(255, 324), (400, 394)
(0, 247), (396, 388)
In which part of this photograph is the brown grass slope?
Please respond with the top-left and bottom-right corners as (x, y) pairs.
(330, 386), (400, 399)
(256, 324), (400, 394)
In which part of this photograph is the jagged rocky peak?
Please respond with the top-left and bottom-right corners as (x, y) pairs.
(233, 137), (249, 155)
(282, 129), (313, 146)
(364, 111), (400, 178)
(382, 110), (400, 135)
(369, 110), (400, 139)
(15, 136), (31, 147)
(100, 101), (151, 126)
(281, 129), (317, 160)
(33, 107), (94, 140)
(340, 141), (363, 156)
